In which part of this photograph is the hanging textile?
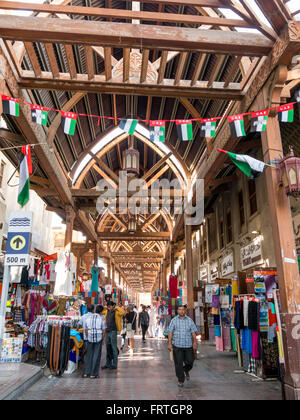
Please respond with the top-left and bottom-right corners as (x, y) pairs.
(169, 275), (178, 298)
(54, 252), (76, 297)
(90, 266), (100, 293)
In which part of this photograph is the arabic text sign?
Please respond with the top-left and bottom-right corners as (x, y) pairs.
(221, 253), (234, 276)
(240, 240), (263, 270)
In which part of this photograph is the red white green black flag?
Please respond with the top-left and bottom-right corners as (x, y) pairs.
(61, 111), (77, 135)
(1, 95), (19, 117)
(277, 104), (294, 123)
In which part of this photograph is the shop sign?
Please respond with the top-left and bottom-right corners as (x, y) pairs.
(210, 262), (219, 281)
(4, 211), (33, 266)
(240, 239), (263, 270)
(199, 266), (208, 282)
(221, 253), (234, 276)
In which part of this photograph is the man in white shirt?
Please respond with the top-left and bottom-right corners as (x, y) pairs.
(82, 305), (106, 378)
(78, 304), (95, 343)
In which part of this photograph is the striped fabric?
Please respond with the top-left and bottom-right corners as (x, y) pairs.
(86, 314), (106, 343)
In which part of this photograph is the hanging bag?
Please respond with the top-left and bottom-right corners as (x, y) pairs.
(126, 312), (137, 332)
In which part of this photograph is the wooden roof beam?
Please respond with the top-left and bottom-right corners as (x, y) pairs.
(85, 45), (94, 80)
(191, 53), (206, 87)
(18, 74), (244, 100)
(0, 16), (273, 55)
(123, 47), (130, 83)
(157, 51), (168, 85)
(142, 152), (172, 182)
(64, 44), (77, 79)
(254, 0), (290, 34)
(44, 43), (60, 79)
(104, 47), (112, 81)
(207, 54), (225, 87)
(0, 2), (257, 28)
(24, 42), (41, 77)
(88, 152), (119, 185)
(174, 52), (188, 86)
(140, 48), (149, 84)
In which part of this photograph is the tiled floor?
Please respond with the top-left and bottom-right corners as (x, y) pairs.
(17, 336), (282, 400)
(0, 362), (42, 400)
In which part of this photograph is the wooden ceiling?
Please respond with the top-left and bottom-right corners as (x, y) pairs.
(0, 0), (297, 292)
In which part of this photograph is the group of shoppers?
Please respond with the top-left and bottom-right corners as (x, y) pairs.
(78, 302), (151, 378)
(78, 301), (198, 388)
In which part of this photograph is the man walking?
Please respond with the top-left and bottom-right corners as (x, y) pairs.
(168, 305), (198, 387)
(139, 305), (150, 343)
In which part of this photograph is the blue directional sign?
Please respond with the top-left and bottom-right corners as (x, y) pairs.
(6, 232), (31, 254)
(5, 211), (33, 266)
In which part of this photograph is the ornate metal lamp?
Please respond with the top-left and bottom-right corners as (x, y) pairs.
(128, 215), (136, 234)
(277, 147), (300, 199)
(123, 145), (139, 175)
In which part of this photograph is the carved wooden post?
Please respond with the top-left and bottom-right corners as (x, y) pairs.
(258, 67), (300, 400)
(185, 222), (194, 311)
(64, 205), (75, 250)
(93, 241), (98, 265)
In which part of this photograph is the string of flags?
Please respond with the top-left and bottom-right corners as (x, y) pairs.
(1, 93), (300, 144)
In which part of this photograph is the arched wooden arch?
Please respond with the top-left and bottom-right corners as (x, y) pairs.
(70, 124), (191, 189)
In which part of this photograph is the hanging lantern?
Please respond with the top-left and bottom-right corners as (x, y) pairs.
(277, 147), (300, 199)
(123, 146), (139, 174)
(128, 216), (136, 234)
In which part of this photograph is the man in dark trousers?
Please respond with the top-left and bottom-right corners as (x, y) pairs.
(138, 305), (150, 343)
(168, 305), (198, 387)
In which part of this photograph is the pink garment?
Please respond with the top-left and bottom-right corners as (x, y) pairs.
(169, 275), (178, 298)
(251, 330), (260, 358)
(223, 327), (231, 351)
(215, 336), (224, 352)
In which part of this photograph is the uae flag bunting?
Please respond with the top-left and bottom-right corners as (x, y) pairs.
(18, 146), (31, 207)
(119, 118), (138, 135)
(200, 118), (217, 138)
(250, 110), (269, 133)
(1, 95), (19, 117)
(61, 111), (77, 135)
(31, 104), (48, 126)
(228, 114), (246, 138)
(149, 120), (165, 142)
(218, 149), (266, 179)
(176, 120), (193, 141)
(278, 104), (294, 122)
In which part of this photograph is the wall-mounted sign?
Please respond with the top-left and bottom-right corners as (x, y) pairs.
(199, 266), (208, 282)
(240, 239), (263, 270)
(210, 262), (219, 281)
(221, 253), (234, 277)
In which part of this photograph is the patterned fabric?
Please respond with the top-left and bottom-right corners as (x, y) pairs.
(86, 314), (106, 343)
(168, 315), (197, 348)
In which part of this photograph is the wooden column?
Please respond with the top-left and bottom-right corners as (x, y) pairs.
(64, 205), (75, 250)
(185, 222), (194, 310)
(106, 257), (111, 285)
(258, 80), (300, 399)
(112, 263), (115, 288)
(170, 241), (175, 274)
(93, 242), (98, 265)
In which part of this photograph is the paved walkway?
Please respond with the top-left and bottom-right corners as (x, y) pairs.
(17, 336), (282, 400)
